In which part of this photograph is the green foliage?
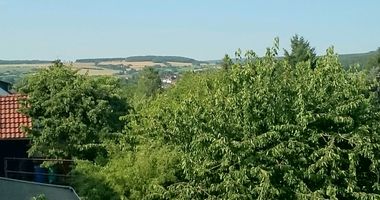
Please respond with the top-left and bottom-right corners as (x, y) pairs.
(16, 61), (129, 160)
(71, 162), (119, 200)
(135, 66), (162, 100)
(14, 42), (380, 200)
(221, 54), (233, 70)
(284, 34), (317, 69)
(133, 44), (380, 199)
(31, 194), (47, 200)
(72, 144), (182, 200)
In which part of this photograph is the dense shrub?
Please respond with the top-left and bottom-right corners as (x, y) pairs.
(72, 144), (182, 200)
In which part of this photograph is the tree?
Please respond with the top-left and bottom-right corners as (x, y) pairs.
(221, 54), (233, 70)
(284, 34), (317, 69)
(133, 43), (380, 199)
(135, 66), (161, 99)
(16, 61), (129, 160)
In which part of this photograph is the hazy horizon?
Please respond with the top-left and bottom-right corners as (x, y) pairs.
(1, 0), (379, 61)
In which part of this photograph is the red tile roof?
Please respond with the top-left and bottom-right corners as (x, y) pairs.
(0, 95), (31, 140)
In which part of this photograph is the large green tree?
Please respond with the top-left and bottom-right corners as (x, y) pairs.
(70, 42), (380, 199)
(16, 61), (129, 160)
(221, 54), (233, 71)
(135, 66), (162, 98)
(284, 34), (317, 69)
(132, 43), (380, 199)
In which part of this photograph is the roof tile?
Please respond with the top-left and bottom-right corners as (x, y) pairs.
(0, 95), (31, 140)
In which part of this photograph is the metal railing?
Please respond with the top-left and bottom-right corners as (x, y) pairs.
(3, 157), (74, 185)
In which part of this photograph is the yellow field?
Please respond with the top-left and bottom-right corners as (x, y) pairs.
(71, 62), (118, 76)
(0, 63), (51, 68)
(98, 61), (166, 69)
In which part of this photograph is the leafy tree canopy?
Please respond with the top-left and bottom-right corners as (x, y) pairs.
(72, 144), (181, 200)
(221, 54), (233, 71)
(28, 42), (380, 200)
(16, 61), (130, 160)
(284, 34), (317, 69)
(135, 66), (162, 99)
(131, 42), (380, 199)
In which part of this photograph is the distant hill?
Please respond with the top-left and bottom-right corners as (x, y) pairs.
(0, 60), (53, 65)
(338, 50), (378, 68)
(76, 56), (205, 65)
(1, 50), (378, 69)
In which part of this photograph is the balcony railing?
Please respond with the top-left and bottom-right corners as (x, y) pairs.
(3, 157), (74, 185)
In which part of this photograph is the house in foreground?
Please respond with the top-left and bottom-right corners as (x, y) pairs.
(0, 94), (73, 183)
(0, 94), (31, 178)
(0, 82), (78, 198)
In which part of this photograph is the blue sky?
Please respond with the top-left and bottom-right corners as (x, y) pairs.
(0, 0), (379, 61)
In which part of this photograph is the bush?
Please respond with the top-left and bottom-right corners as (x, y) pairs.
(72, 144), (182, 200)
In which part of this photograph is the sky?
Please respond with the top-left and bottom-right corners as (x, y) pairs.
(0, 0), (379, 61)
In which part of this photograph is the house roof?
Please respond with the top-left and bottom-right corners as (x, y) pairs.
(0, 95), (31, 140)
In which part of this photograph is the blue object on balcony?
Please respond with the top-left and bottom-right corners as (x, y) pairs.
(34, 165), (47, 183)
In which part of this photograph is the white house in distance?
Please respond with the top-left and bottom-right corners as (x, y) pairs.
(161, 75), (177, 85)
